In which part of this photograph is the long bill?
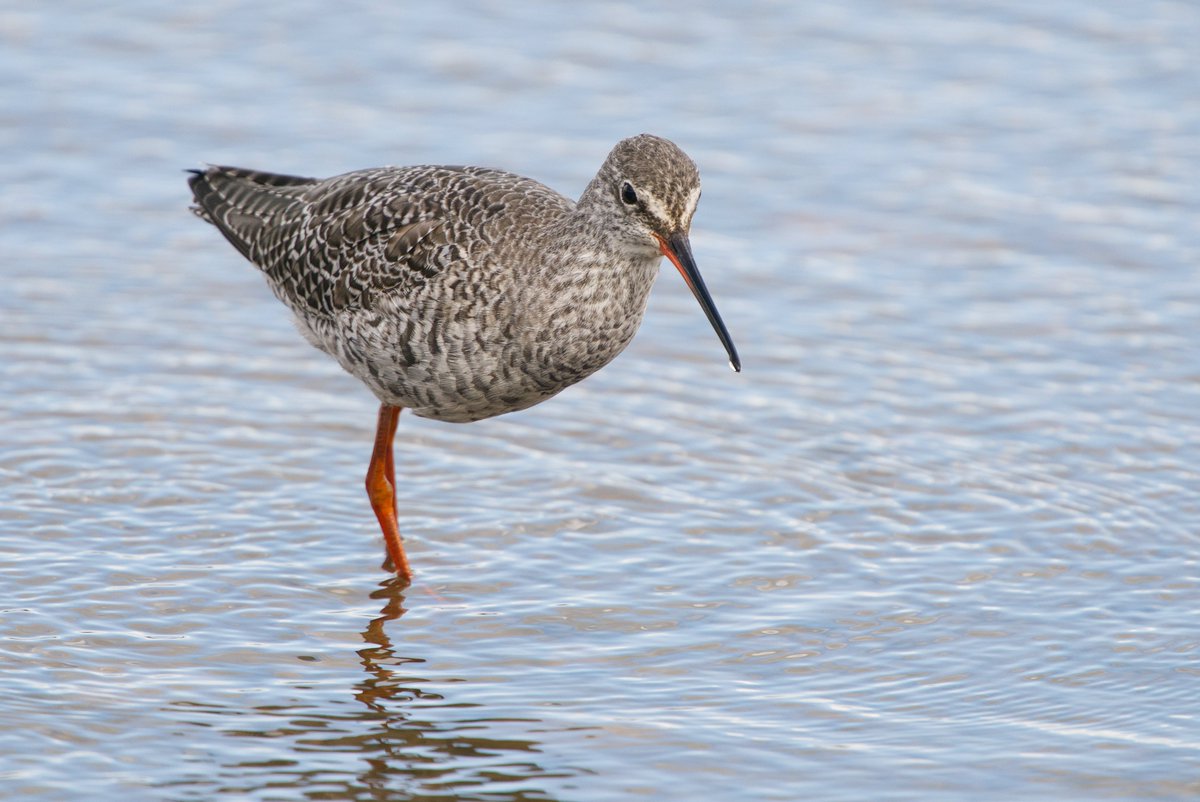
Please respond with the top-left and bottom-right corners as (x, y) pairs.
(655, 231), (742, 373)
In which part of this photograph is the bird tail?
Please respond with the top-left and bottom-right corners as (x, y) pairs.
(187, 166), (318, 260)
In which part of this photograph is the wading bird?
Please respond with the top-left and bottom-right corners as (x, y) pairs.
(188, 134), (739, 581)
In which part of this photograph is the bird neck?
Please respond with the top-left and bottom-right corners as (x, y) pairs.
(536, 206), (660, 301)
(514, 208), (661, 371)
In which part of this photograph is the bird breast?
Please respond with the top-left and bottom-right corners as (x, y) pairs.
(310, 251), (662, 424)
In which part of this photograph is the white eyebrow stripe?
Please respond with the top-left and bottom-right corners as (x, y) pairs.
(642, 193), (670, 226)
(684, 184), (701, 223)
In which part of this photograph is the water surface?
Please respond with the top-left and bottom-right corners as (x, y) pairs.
(2, 2), (1199, 800)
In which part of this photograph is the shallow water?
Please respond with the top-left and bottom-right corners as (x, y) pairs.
(3, 2), (1200, 800)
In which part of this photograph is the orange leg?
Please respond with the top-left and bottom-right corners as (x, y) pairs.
(384, 401), (399, 516)
(365, 404), (412, 581)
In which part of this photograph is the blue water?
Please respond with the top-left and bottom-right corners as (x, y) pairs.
(2, 2), (1199, 800)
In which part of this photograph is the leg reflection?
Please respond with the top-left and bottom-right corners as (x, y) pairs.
(348, 576), (573, 800)
(354, 574), (423, 712)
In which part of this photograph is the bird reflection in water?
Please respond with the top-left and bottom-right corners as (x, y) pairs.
(331, 576), (574, 798)
(162, 578), (575, 800)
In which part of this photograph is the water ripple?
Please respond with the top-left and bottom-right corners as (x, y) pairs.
(4, 1), (1200, 800)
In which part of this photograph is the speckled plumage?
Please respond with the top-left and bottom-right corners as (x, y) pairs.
(189, 134), (722, 423)
(188, 134), (739, 579)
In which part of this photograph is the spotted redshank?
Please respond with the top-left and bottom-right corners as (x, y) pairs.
(188, 134), (740, 581)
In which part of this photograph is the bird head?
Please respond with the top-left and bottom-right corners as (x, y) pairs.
(583, 134), (741, 373)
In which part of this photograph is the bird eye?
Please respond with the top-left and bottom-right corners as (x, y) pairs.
(620, 182), (638, 205)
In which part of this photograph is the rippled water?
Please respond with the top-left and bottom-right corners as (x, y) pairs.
(3, 2), (1200, 800)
